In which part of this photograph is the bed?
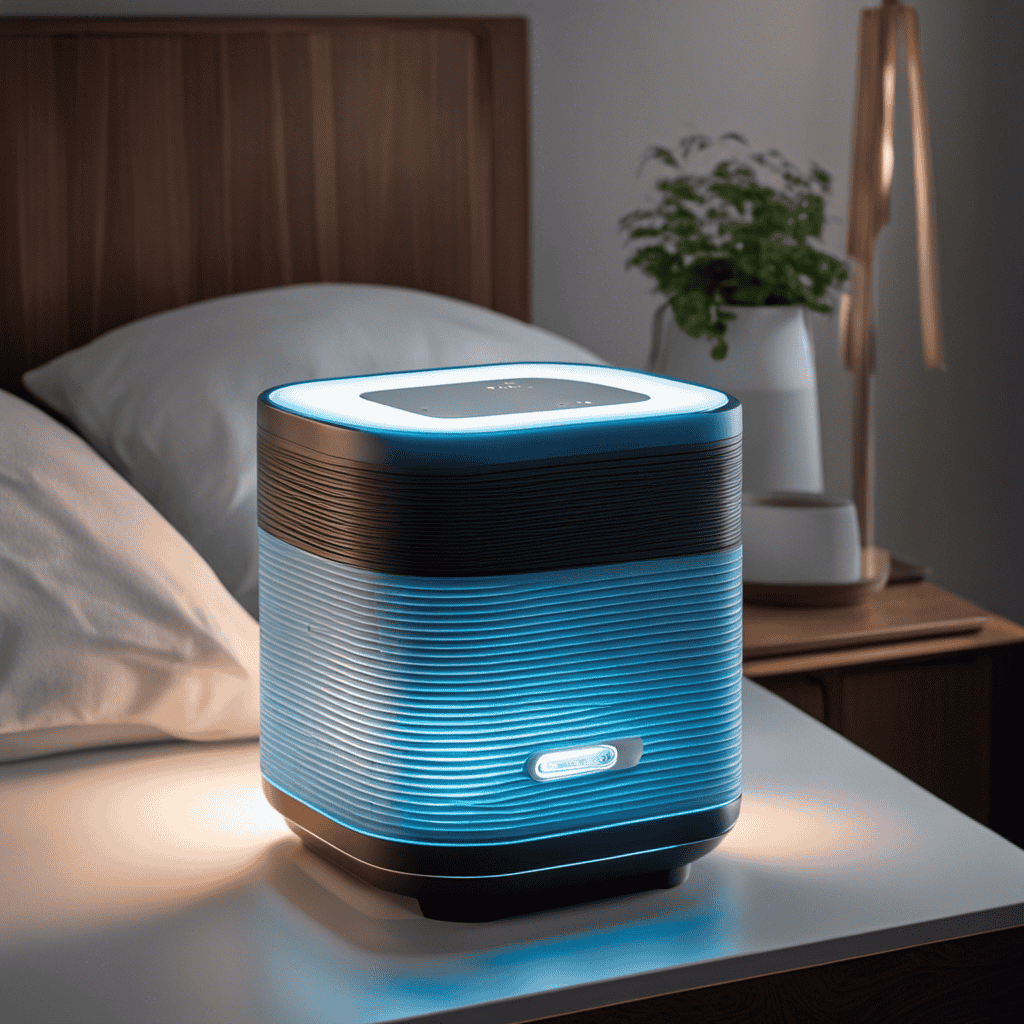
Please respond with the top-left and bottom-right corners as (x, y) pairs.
(2, 16), (1022, 1024)
(0, 13), (602, 757)
(0, 15), (531, 389)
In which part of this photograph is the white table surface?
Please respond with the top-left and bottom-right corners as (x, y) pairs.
(2, 679), (1022, 1024)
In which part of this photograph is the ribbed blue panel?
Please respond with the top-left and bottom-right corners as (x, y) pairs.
(259, 530), (742, 845)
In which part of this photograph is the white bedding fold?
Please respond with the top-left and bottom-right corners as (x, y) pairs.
(0, 390), (259, 763)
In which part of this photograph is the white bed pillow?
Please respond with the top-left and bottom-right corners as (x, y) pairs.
(23, 284), (605, 617)
(0, 390), (259, 764)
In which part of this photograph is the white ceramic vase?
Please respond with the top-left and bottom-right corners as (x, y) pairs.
(649, 304), (825, 495)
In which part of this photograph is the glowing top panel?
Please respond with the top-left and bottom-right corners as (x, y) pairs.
(362, 377), (648, 418)
(265, 363), (729, 435)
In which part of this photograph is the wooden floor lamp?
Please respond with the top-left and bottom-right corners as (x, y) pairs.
(840, 0), (945, 577)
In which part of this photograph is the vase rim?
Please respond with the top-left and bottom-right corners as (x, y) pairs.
(717, 304), (807, 324)
(718, 303), (803, 310)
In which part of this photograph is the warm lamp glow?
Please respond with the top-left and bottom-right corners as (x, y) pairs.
(718, 790), (907, 866)
(108, 776), (290, 854)
(2, 743), (291, 939)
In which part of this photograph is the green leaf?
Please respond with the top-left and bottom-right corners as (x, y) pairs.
(620, 132), (846, 355)
(663, 179), (700, 202)
(679, 133), (713, 161)
(638, 145), (679, 176)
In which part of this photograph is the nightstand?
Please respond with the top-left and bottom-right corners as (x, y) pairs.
(743, 581), (1024, 848)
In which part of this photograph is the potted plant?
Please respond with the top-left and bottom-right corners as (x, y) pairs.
(620, 131), (848, 359)
(619, 132), (849, 493)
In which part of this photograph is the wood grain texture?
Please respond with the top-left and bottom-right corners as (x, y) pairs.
(990, 644), (1024, 848)
(0, 17), (529, 394)
(756, 676), (827, 723)
(744, 617), (1024, 678)
(534, 925), (1024, 1023)
(743, 581), (1024, 841)
(759, 655), (994, 825)
(903, 4), (945, 370)
(743, 581), (988, 663)
(839, 655), (992, 822)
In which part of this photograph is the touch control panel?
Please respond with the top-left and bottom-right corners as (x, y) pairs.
(361, 377), (650, 419)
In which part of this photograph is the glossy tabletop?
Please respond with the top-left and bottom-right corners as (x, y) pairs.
(2, 680), (1022, 1023)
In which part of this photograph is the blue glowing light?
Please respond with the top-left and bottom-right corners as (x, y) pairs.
(263, 363), (729, 436)
(258, 530), (743, 847)
(529, 745), (618, 781)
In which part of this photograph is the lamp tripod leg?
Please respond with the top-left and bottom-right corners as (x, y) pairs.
(853, 328), (875, 554)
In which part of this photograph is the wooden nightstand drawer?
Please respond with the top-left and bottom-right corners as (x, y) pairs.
(743, 582), (1024, 847)
(755, 654), (992, 824)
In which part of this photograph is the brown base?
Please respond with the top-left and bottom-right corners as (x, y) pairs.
(744, 548), (890, 608)
(888, 554), (931, 584)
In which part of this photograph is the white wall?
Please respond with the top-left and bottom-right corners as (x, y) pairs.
(5, 0), (1023, 623)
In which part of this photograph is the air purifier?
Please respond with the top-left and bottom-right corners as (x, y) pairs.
(257, 362), (742, 918)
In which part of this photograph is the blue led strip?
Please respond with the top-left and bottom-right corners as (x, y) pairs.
(259, 529), (742, 846)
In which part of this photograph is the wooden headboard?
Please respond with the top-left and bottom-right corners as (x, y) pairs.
(0, 17), (529, 395)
